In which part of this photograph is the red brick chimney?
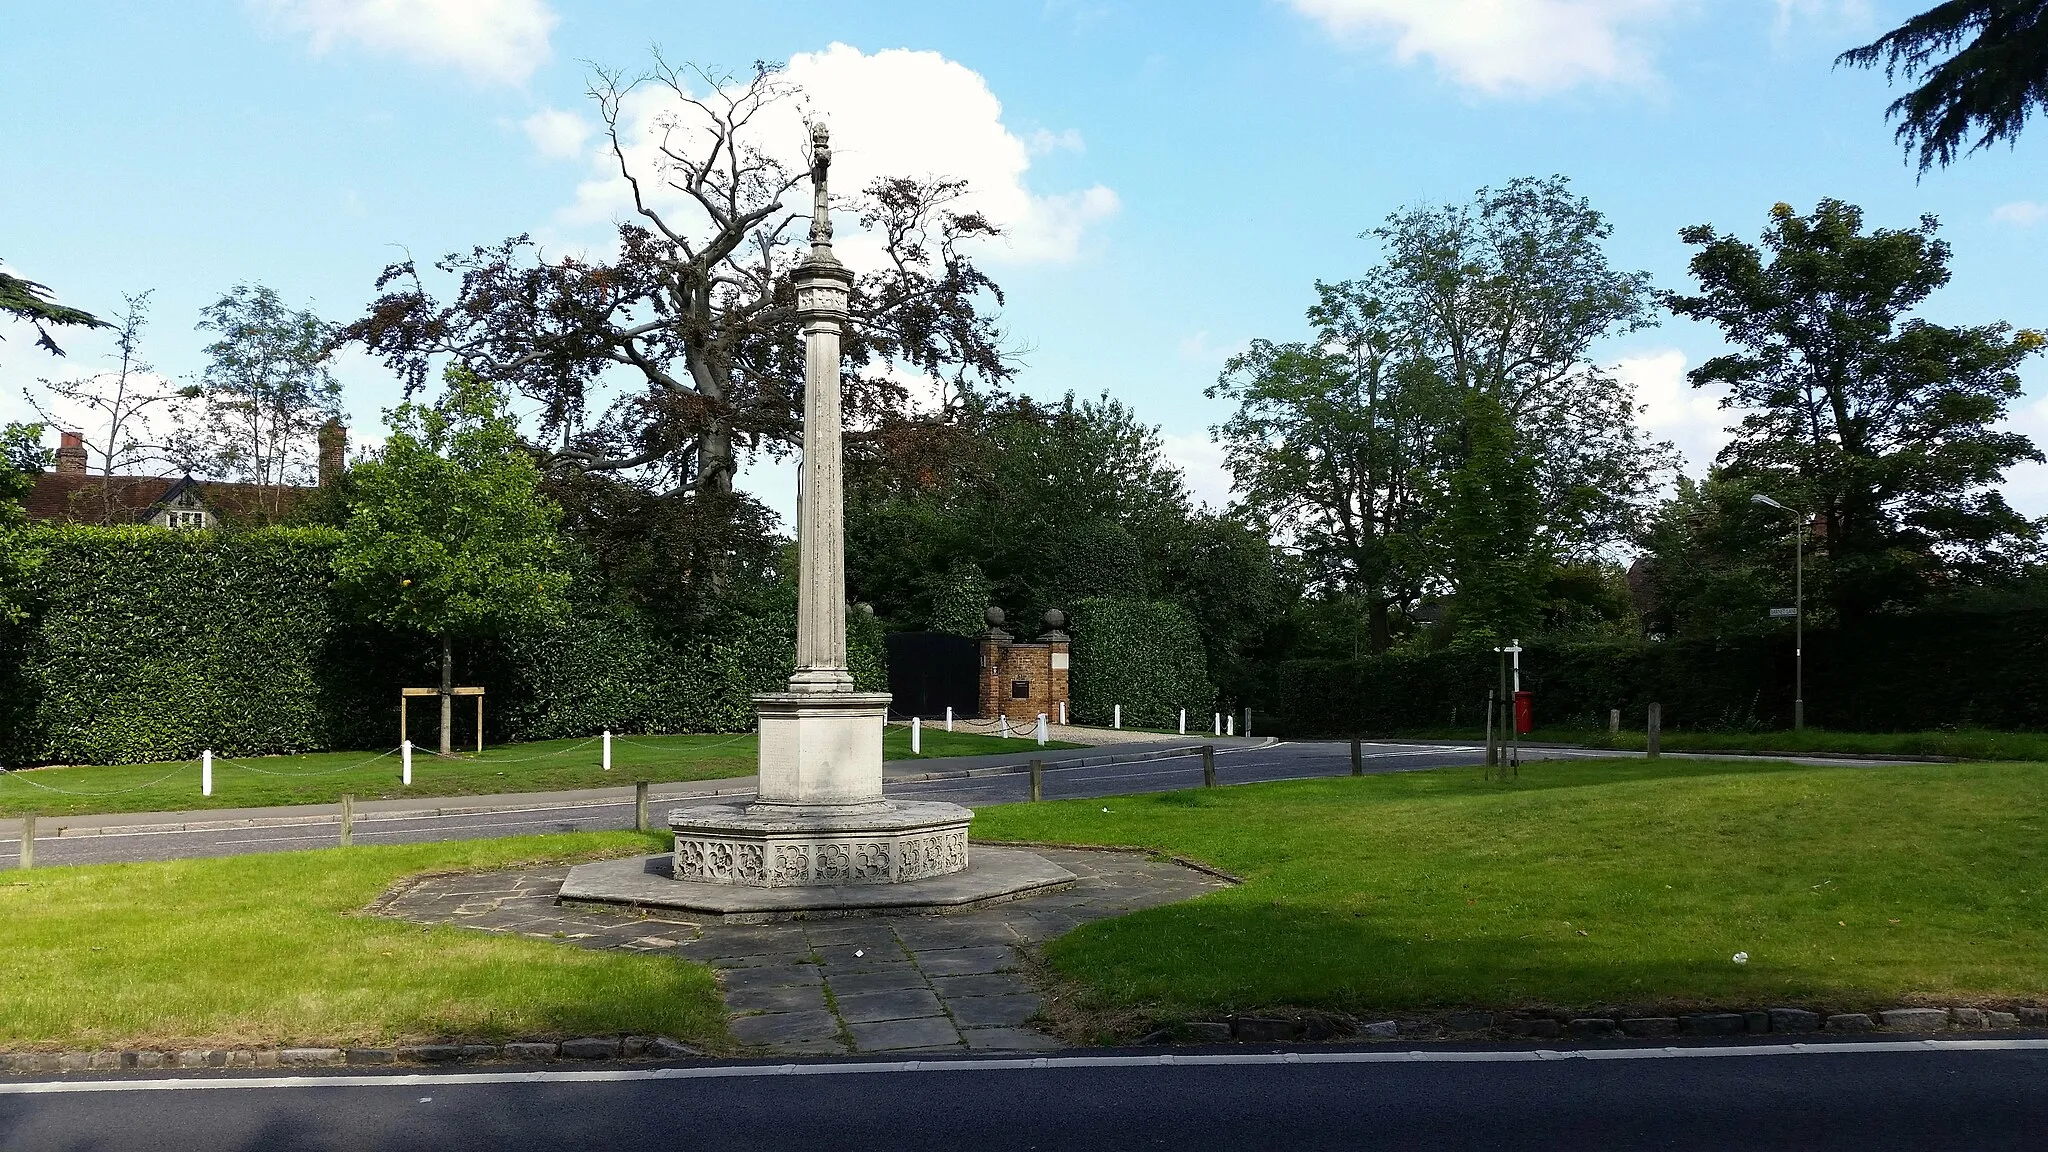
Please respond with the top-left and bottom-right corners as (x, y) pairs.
(317, 419), (347, 487)
(55, 431), (87, 475)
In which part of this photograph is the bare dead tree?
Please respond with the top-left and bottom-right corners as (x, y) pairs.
(338, 57), (1012, 498)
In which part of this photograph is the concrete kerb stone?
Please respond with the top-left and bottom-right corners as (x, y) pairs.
(0, 1035), (719, 1076)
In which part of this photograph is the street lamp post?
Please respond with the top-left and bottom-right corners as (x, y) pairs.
(1752, 494), (1805, 731)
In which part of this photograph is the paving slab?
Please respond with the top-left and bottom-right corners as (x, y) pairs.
(848, 1017), (963, 1052)
(913, 946), (1018, 976)
(946, 994), (1042, 1028)
(834, 988), (946, 1024)
(729, 1012), (844, 1048)
(374, 845), (1228, 1058)
(823, 970), (933, 997)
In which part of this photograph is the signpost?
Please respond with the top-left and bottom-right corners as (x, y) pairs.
(1753, 494), (1806, 730)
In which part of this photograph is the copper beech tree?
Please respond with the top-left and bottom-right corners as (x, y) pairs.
(339, 59), (1012, 500)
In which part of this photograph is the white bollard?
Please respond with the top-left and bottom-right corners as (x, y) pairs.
(1114, 705), (1122, 730)
(912, 716), (922, 755)
(1036, 713), (1048, 746)
(1227, 713), (1235, 737)
(402, 739), (413, 786)
(1000, 714), (1010, 739)
(1214, 713), (1221, 736)
(1059, 701), (1067, 726)
(945, 706), (954, 733)
(1179, 709), (1186, 735)
(603, 729), (612, 772)
(202, 749), (213, 798)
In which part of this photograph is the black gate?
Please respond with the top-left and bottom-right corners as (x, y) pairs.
(883, 632), (981, 721)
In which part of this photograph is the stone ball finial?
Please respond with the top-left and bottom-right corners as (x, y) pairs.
(1042, 608), (1067, 632)
(984, 606), (1006, 629)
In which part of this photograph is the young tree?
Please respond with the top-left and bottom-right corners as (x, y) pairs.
(26, 292), (197, 521)
(1666, 199), (2045, 622)
(333, 369), (571, 754)
(178, 284), (345, 517)
(1839, 1), (2048, 172)
(340, 58), (1010, 501)
(2, 263), (108, 361)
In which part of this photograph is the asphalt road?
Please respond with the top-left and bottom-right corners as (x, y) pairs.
(5, 1042), (2046, 1150)
(2, 740), (1497, 868)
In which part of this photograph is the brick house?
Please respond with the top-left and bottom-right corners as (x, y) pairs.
(23, 421), (347, 528)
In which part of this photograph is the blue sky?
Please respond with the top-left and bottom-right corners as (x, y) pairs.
(5, 0), (2046, 520)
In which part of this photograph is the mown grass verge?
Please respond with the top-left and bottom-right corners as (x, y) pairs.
(1382, 726), (2048, 762)
(0, 728), (1081, 819)
(972, 757), (2048, 1026)
(0, 832), (726, 1051)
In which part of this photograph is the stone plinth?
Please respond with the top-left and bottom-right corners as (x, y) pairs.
(667, 798), (973, 888)
(559, 844), (1076, 922)
(754, 692), (892, 808)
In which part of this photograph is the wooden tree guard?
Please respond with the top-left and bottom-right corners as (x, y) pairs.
(400, 686), (485, 752)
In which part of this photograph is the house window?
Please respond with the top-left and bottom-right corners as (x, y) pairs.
(1011, 680), (1031, 699)
(168, 510), (205, 529)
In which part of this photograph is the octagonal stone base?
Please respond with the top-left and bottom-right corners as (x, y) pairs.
(666, 799), (973, 888)
(558, 844), (1076, 922)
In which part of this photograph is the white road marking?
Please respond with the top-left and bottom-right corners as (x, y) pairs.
(2, 1039), (2044, 1094)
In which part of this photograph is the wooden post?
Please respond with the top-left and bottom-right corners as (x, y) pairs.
(18, 813), (33, 871)
(1350, 738), (1363, 776)
(1202, 744), (1216, 788)
(1485, 689), (1497, 771)
(1609, 708), (1620, 736)
(635, 780), (650, 833)
(399, 693), (406, 747)
(1029, 758), (1043, 802)
(1647, 703), (1662, 760)
(476, 695), (484, 753)
(340, 793), (355, 847)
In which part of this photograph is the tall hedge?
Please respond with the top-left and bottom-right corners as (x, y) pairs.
(0, 525), (885, 765)
(1249, 609), (2048, 736)
(1068, 596), (1213, 728)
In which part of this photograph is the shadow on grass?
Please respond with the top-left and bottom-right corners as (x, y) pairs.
(1044, 896), (1908, 1021)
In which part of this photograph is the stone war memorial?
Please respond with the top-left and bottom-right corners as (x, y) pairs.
(562, 122), (1073, 919)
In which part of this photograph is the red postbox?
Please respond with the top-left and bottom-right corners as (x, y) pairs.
(1513, 690), (1534, 735)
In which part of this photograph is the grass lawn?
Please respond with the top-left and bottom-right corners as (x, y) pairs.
(973, 757), (2048, 1027)
(0, 728), (1081, 820)
(0, 832), (727, 1051)
(1382, 725), (2048, 762)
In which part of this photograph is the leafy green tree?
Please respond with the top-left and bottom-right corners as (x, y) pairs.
(176, 284), (345, 517)
(0, 422), (51, 624)
(333, 370), (570, 753)
(1839, 2), (2048, 172)
(1435, 391), (1545, 643)
(1666, 199), (2046, 622)
(1212, 286), (1452, 651)
(1, 262), (107, 359)
(1358, 176), (1673, 562)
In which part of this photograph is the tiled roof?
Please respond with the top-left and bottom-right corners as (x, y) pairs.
(22, 473), (316, 525)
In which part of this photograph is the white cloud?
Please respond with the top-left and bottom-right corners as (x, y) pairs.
(1025, 127), (1086, 156)
(1616, 348), (1731, 474)
(1177, 330), (1250, 368)
(252, 0), (556, 85)
(522, 107), (591, 159)
(1993, 393), (2048, 519)
(1993, 201), (2048, 227)
(1288, 0), (1674, 95)
(561, 43), (1118, 265)
(1159, 431), (1236, 510)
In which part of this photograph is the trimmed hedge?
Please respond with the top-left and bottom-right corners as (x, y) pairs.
(0, 525), (885, 765)
(1250, 610), (2048, 736)
(1069, 596), (1213, 728)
